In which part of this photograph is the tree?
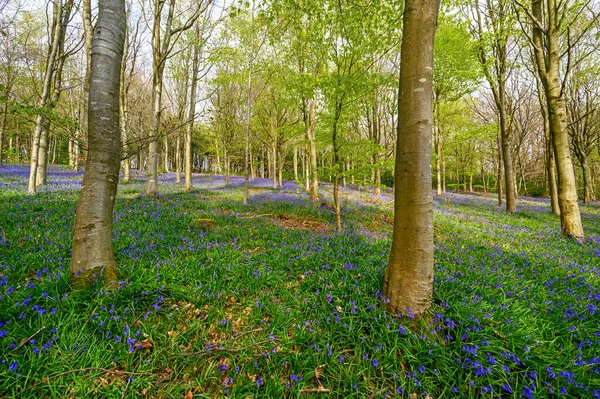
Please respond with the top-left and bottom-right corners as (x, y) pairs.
(469, 0), (519, 212)
(70, 0), (125, 287)
(146, 0), (206, 196)
(433, 12), (481, 195)
(383, 0), (440, 316)
(567, 64), (600, 203)
(518, 0), (592, 239)
(27, 0), (74, 194)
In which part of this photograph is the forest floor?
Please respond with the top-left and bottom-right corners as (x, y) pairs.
(0, 164), (599, 398)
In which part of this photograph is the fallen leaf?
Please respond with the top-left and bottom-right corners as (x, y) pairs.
(184, 390), (193, 399)
(135, 339), (154, 350)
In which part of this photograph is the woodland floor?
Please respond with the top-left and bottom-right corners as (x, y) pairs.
(0, 164), (599, 398)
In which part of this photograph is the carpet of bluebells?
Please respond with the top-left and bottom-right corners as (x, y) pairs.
(1, 164), (599, 398)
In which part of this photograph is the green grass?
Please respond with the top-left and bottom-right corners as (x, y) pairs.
(0, 165), (599, 398)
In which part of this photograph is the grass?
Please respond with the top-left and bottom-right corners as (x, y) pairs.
(0, 164), (599, 398)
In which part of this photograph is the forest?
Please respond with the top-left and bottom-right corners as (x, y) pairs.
(0, 0), (599, 397)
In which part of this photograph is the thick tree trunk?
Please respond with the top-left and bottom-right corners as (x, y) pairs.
(81, 0), (93, 159)
(71, 0), (125, 288)
(384, 0), (439, 316)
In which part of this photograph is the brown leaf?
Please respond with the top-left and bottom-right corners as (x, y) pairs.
(184, 390), (193, 399)
(134, 339), (154, 350)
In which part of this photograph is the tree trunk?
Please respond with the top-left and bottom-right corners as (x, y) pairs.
(0, 103), (7, 166)
(307, 98), (319, 200)
(81, 0), (93, 161)
(28, 0), (65, 194)
(293, 146), (298, 181)
(278, 149), (283, 187)
(272, 144), (277, 188)
(496, 127), (503, 206)
(70, 0), (125, 288)
(531, 0), (583, 239)
(147, 0), (177, 196)
(185, 22), (200, 191)
(175, 135), (181, 183)
(384, 0), (439, 316)
(435, 133), (442, 195)
(581, 156), (595, 203)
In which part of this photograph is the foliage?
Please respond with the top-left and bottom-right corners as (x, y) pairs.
(1, 165), (599, 397)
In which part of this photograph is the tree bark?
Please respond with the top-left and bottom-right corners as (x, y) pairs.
(71, 0), (125, 288)
(185, 22), (200, 191)
(581, 156), (595, 203)
(531, 0), (584, 239)
(384, 0), (439, 316)
(0, 103), (7, 166)
(307, 98), (319, 200)
(37, 0), (72, 186)
(28, 0), (64, 194)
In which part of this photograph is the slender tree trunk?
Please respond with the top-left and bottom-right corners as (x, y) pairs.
(0, 103), (7, 166)
(496, 127), (503, 206)
(272, 143), (277, 188)
(119, 22), (131, 182)
(384, 0), (439, 316)
(278, 149), (283, 187)
(581, 156), (595, 203)
(70, 0), (125, 288)
(305, 146), (310, 190)
(307, 98), (319, 200)
(163, 135), (169, 172)
(28, 0), (63, 194)
(435, 134), (442, 195)
(175, 135), (181, 183)
(531, 0), (584, 239)
(293, 146), (298, 181)
(442, 151), (446, 193)
(185, 22), (200, 191)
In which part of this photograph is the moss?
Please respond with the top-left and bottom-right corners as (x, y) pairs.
(69, 265), (119, 290)
(195, 218), (217, 231)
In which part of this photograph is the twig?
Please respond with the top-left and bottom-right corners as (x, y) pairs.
(231, 327), (263, 341)
(300, 387), (331, 393)
(121, 376), (132, 399)
(25, 368), (155, 391)
(17, 326), (45, 349)
(180, 339), (276, 357)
